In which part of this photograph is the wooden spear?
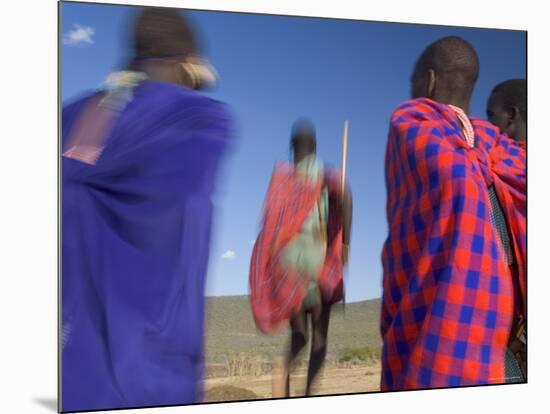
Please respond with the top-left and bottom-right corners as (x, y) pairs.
(341, 120), (349, 314)
(341, 120), (349, 195)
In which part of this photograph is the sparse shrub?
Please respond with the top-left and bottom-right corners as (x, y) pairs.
(222, 352), (272, 377)
(338, 346), (381, 365)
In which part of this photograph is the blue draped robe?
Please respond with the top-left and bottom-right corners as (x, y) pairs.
(61, 80), (231, 412)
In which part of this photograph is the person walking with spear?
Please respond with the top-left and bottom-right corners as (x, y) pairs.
(249, 118), (352, 397)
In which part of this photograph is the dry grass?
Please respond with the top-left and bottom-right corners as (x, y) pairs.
(222, 352), (272, 377)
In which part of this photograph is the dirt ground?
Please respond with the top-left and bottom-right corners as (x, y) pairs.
(204, 363), (381, 402)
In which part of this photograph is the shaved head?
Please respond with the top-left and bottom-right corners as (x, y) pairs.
(127, 7), (213, 90)
(290, 118), (316, 162)
(489, 79), (526, 120)
(411, 36), (479, 111)
(487, 79), (526, 141)
(133, 7), (199, 60)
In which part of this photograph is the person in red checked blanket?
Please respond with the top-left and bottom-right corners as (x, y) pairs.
(381, 36), (526, 391)
(249, 119), (352, 397)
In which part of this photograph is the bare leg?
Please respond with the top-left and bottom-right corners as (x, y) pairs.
(273, 309), (308, 397)
(285, 310), (309, 396)
(305, 301), (331, 396)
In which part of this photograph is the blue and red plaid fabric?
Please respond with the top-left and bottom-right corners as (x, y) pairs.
(381, 98), (526, 391)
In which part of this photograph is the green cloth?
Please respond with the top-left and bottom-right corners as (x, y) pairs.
(488, 185), (514, 265)
(280, 155), (328, 309)
(504, 348), (524, 383)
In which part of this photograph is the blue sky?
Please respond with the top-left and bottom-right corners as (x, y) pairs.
(61, 2), (526, 302)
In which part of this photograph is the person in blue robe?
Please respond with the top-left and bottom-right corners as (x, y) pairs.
(61, 8), (232, 411)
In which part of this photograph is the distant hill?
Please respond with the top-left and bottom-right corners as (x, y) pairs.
(204, 295), (382, 364)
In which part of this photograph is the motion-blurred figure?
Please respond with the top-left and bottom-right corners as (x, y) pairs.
(249, 119), (352, 397)
(61, 8), (232, 411)
(487, 78), (527, 381)
(487, 79), (527, 149)
(381, 37), (526, 391)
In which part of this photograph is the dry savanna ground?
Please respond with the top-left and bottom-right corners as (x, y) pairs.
(203, 296), (382, 402)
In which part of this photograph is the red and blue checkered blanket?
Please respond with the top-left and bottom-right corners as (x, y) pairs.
(381, 98), (526, 390)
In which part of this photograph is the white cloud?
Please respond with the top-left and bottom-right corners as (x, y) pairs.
(221, 250), (236, 260)
(63, 24), (95, 46)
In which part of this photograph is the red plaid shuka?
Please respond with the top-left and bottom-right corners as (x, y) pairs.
(381, 98), (526, 391)
(250, 162), (345, 334)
